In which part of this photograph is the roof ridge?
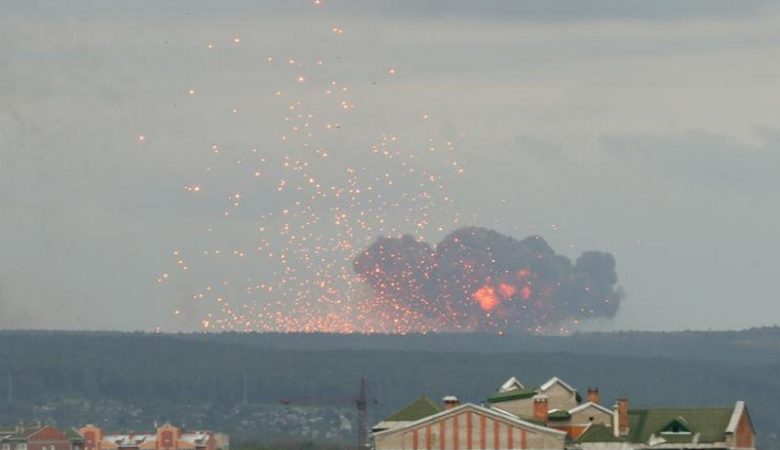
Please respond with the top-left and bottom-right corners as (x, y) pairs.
(385, 395), (442, 422)
(630, 406), (734, 411)
(499, 376), (525, 392)
(375, 403), (568, 439)
(569, 401), (613, 415)
(487, 387), (537, 404)
(577, 424), (623, 443)
(539, 376), (577, 393)
(726, 401), (745, 434)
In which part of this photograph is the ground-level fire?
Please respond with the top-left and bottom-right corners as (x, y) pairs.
(371, 376), (755, 450)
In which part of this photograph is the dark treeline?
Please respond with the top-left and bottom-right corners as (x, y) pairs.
(7, 326), (780, 363)
(179, 326), (780, 365)
(0, 329), (779, 447)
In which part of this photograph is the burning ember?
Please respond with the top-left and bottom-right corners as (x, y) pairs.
(353, 227), (623, 333)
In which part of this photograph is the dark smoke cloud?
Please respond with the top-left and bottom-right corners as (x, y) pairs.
(353, 227), (623, 333)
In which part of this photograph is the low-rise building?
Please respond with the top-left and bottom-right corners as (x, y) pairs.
(0, 425), (83, 450)
(372, 376), (756, 450)
(373, 399), (567, 450)
(78, 424), (227, 450)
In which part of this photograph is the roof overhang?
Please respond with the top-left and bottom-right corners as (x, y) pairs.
(540, 376), (577, 394)
(373, 403), (567, 439)
(499, 376), (526, 392)
(726, 401), (746, 434)
(569, 402), (615, 416)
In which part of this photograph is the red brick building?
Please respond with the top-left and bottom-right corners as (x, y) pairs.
(373, 375), (757, 450)
(0, 425), (83, 450)
(78, 424), (226, 450)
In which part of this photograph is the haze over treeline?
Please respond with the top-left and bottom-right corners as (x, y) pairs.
(1, 329), (780, 448)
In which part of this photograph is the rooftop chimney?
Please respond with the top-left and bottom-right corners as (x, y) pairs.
(533, 394), (549, 422)
(587, 387), (600, 404)
(443, 395), (460, 410)
(616, 398), (629, 436)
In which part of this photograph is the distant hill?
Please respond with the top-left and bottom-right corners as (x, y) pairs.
(0, 329), (778, 448)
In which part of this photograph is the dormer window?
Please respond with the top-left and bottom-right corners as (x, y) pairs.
(660, 417), (693, 435)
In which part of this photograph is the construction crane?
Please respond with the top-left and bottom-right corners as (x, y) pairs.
(279, 377), (372, 450)
(356, 377), (368, 450)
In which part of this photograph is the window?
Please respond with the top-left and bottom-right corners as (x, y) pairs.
(660, 418), (693, 435)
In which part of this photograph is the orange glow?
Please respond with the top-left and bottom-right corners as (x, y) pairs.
(498, 283), (516, 298)
(472, 285), (500, 311)
(516, 269), (530, 278)
(520, 285), (532, 300)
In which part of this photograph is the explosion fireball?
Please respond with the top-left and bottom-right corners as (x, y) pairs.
(154, 2), (624, 335)
(354, 227), (623, 333)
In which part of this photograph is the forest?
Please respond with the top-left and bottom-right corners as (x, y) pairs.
(0, 328), (779, 449)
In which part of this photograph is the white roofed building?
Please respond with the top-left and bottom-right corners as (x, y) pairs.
(79, 425), (227, 450)
(372, 376), (756, 450)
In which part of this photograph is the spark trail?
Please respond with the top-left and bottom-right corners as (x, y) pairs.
(155, 2), (465, 333)
(154, 2), (623, 334)
(354, 227), (623, 333)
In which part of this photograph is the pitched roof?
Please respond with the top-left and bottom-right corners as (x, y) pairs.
(660, 417), (693, 434)
(627, 407), (734, 444)
(104, 434), (156, 447)
(487, 387), (538, 404)
(65, 428), (85, 443)
(569, 402), (614, 416)
(180, 433), (211, 445)
(488, 406), (547, 428)
(539, 377), (577, 394)
(385, 396), (442, 422)
(726, 401), (747, 434)
(499, 376), (525, 392)
(2, 426), (46, 441)
(374, 403), (567, 439)
(577, 425), (622, 443)
(547, 409), (572, 421)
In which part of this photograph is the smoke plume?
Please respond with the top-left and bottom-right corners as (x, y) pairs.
(353, 227), (623, 333)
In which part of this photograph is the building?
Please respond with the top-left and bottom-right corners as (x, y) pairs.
(372, 376), (756, 450)
(0, 425), (84, 450)
(78, 425), (228, 450)
(372, 399), (567, 450)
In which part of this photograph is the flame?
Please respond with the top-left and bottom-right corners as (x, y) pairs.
(516, 269), (531, 279)
(520, 285), (532, 300)
(474, 281), (523, 311)
(498, 283), (516, 298)
(472, 285), (500, 311)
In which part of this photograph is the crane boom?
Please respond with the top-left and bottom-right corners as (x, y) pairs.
(278, 377), (371, 449)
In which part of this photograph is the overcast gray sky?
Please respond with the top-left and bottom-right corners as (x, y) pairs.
(2, 0), (779, 332)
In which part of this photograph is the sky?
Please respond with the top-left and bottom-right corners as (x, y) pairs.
(1, 0), (780, 332)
